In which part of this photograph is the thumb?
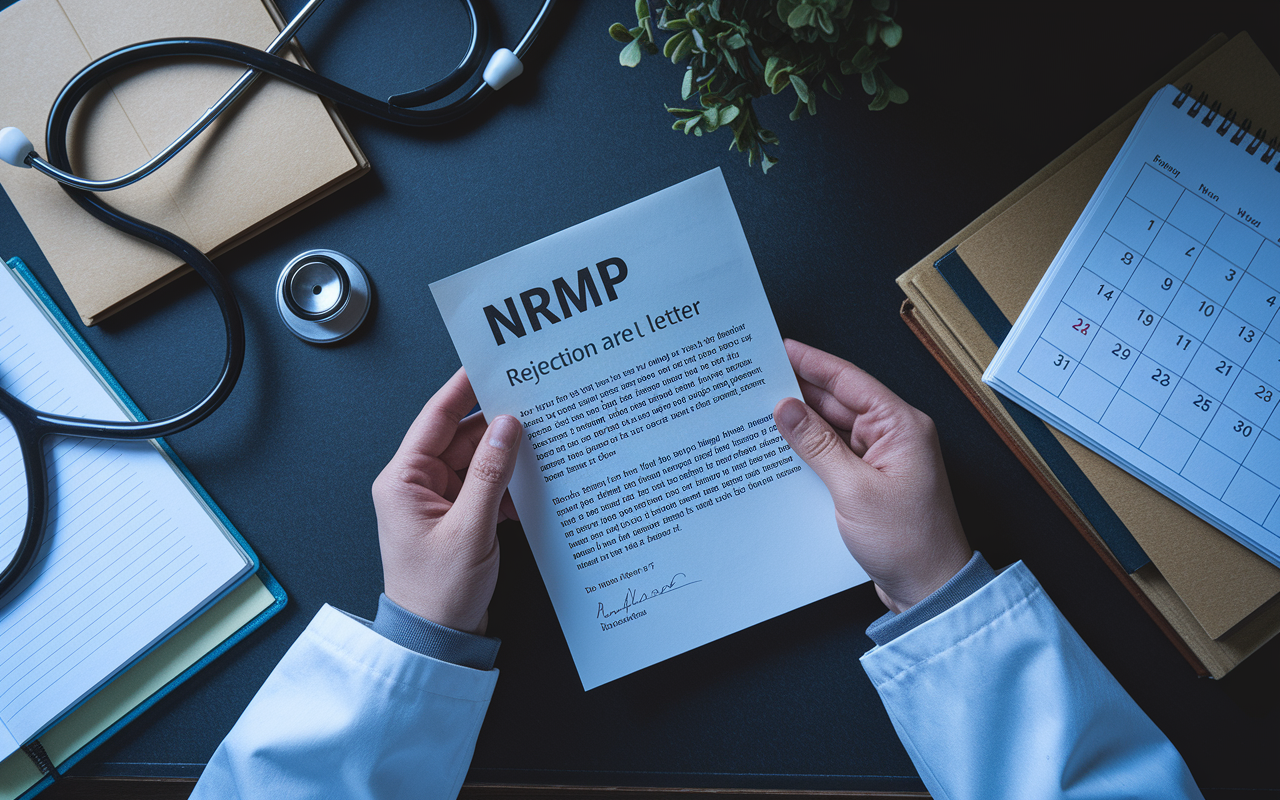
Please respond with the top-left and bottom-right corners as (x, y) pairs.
(451, 415), (522, 534)
(773, 397), (868, 506)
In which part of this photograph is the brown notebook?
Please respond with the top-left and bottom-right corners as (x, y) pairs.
(897, 32), (1280, 678)
(0, 0), (369, 325)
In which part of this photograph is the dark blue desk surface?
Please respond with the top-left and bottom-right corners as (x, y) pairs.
(4, 1), (1280, 794)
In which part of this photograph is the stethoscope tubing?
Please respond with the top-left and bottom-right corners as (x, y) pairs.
(33, 0), (561, 435)
(26, 0), (333, 192)
(0, 390), (52, 600)
(47, 32), (501, 141)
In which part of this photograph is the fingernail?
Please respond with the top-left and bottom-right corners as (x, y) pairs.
(489, 415), (521, 451)
(774, 398), (807, 433)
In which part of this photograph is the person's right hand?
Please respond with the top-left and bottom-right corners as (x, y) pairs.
(773, 340), (972, 614)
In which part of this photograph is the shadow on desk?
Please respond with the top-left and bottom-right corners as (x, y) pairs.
(41, 779), (933, 799)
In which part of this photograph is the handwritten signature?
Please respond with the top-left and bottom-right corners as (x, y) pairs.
(597, 573), (702, 619)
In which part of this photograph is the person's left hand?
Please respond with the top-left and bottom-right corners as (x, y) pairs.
(371, 368), (521, 635)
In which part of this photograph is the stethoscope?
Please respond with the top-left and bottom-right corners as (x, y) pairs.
(0, 0), (556, 602)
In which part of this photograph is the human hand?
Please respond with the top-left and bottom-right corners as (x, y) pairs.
(773, 340), (972, 613)
(371, 368), (521, 635)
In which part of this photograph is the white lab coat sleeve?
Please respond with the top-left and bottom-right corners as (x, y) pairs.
(860, 561), (1202, 800)
(190, 604), (498, 800)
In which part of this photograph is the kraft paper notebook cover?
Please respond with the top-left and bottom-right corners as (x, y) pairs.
(896, 32), (1280, 678)
(0, 0), (369, 326)
(0, 257), (286, 798)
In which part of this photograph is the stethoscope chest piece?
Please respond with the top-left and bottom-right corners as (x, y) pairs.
(277, 249), (371, 343)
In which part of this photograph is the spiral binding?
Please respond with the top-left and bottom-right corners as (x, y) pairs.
(1172, 83), (1279, 169)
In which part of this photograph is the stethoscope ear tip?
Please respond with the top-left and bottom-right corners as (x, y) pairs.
(0, 127), (34, 168)
(483, 48), (523, 90)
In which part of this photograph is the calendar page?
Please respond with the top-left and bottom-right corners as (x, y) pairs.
(985, 84), (1280, 567)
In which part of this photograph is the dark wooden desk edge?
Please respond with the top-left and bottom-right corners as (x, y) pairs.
(39, 778), (931, 799)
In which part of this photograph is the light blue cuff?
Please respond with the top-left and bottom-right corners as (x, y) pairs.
(865, 551), (996, 646)
(371, 594), (500, 671)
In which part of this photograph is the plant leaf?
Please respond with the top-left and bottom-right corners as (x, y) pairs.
(662, 30), (685, 58)
(682, 67), (694, 99)
(639, 19), (658, 52)
(786, 4), (814, 29)
(609, 23), (634, 43)
(763, 55), (782, 85)
(620, 37), (643, 67)
(790, 74), (811, 103)
(635, 0), (649, 20)
(671, 31), (695, 62)
(880, 21), (902, 47)
(722, 48), (739, 74)
(851, 45), (874, 72)
(815, 8), (834, 35)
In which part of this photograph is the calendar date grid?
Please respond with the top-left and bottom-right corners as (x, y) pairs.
(1016, 164), (1280, 528)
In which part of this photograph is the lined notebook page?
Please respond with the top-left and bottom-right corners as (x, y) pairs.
(0, 264), (250, 756)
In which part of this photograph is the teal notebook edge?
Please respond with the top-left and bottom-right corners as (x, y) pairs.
(5, 256), (287, 796)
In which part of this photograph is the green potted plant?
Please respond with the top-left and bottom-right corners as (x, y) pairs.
(611, 0), (907, 172)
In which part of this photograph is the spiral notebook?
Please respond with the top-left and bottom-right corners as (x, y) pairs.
(985, 83), (1280, 569)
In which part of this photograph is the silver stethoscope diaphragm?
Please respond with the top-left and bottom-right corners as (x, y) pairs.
(276, 249), (371, 343)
